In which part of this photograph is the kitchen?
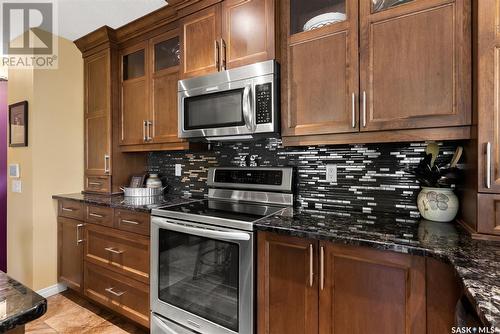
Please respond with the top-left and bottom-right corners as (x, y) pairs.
(0, 0), (499, 333)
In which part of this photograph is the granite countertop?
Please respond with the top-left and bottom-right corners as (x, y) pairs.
(255, 208), (500, 330)
(0, 272), (46, 332)
(52, 193), (197, 212)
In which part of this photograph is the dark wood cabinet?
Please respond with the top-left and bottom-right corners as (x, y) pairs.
(221, 0), (275, 69)
(76, 27), (147, 194)
(257, 232), (318, 334)
(180, 0), (275, 79)
(281, 0), (359, 137)
(120, 43), (149, 146)
(119, 30), (189, 152)
(57, 199), (151, 328)
(359, 0), (470, 131)
(477, 194), (500, 236)
(319, 242), (426, 334)
(149, 30), (183, 145)
(258, 232), (461, 334)
(58, 217), (84, 292)
(281, 0), (471, 146)
(180, 4), (222, 79)
(458, 0), (500, 239)
(84, 50), (111, 178)
(477, 0), (500, 194)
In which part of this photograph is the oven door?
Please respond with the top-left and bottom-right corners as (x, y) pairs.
(179, 80), (256, 139)
(151, 216), (254, 334)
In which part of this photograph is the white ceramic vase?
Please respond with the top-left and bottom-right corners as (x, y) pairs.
(417, 187), (459, 223)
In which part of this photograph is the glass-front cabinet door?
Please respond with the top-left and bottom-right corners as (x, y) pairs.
(149, 30), (182, 144)
(282, 0), (359, 138)
(120, 42), (149, 145)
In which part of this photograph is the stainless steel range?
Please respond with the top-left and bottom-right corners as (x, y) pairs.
(150, 167), (293, 334)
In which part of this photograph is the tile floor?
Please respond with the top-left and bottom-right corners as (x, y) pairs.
(25, 290), (148, 333)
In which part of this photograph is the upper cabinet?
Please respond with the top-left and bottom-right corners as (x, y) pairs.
(180, 5), (222, 78)
(282, 0), (359, 136)
(120, 43), (149, 146)
(84, 49), (111, 178)
(281, 0), (471, 145)
(359, 0), (471, 131)
(180, 0), (276, 79)
(221, 0), (275, 69)
(119, 28), (189, 152)
(150, 30), (182, 144)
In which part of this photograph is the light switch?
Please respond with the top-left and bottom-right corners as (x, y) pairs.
(12, 180), (22, 193)
(175, 164), (182, 176)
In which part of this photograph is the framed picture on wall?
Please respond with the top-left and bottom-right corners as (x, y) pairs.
(9, 101), (28, 147)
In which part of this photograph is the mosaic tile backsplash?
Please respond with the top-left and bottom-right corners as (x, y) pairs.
(147, 139), (462, 218)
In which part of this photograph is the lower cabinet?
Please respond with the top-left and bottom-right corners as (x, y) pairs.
(57, 200), (150, 328)
(257, 231), (460, 334)
(85, 262), (150, 328)
(57, 217), (84, 292)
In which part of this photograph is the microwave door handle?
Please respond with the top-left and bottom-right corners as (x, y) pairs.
(158, 220), (250, 241)
(242, 85), (255, 132)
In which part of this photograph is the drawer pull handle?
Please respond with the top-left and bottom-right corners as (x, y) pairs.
(105, 287), (126, 297)
(105, 247), (124, 255)
(121, 219), (140, 225)
(89, 213), (104, 218)
(88, 182), (102, 186)
(76, 224), (85, 245)
(62, 207), (74, 212)
(309, 244), (313, 287)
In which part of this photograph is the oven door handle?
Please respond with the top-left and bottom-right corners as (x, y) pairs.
(157, 220), (251, 241)
(242, 85), (255, 132)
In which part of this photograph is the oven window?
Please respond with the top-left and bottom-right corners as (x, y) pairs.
(158, 229), (239, 332)
(184, 89), (245, 130)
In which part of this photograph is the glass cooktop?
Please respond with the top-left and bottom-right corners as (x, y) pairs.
(153, 199), (285, 228)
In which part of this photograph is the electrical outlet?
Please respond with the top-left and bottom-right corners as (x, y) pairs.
(326, 164), (337, 183)
(175, 164), (182, 176)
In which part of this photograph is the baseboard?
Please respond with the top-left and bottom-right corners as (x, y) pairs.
(36, 283), (67, 298)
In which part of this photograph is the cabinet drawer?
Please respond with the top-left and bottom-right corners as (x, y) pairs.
(477, 193), (500, 236)
(114, 209), (150, 236)
(85, 224), (149, 283)
(84, 262), (149, 328)
(85, 205), (113, 228)
(85, 176), (111, 193)
(58, 200), (84, 220)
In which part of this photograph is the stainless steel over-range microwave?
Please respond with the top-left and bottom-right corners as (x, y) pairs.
(178, 60), (279, 141)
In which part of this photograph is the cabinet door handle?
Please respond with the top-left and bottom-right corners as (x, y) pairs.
(62, 207), (74, 212)
(104, 154), (110, 174)
(76, 223), (84, 245)
(214, 40), (220, 71)
(147, 121), (153, 141)
(362, 91), (367, 128)
(105, 247), (124, 255)
(105, 287), (126, 297)
(121, 219), (140, 225)
(143, 120), (147, 142)
(351, 92), (356, 128)
(89, 212), (104, 218)
(486, 142), (492, 189)
(220, 38), (226, 71)
(320, 246), (325, 290)
(309, 244), (313, 287)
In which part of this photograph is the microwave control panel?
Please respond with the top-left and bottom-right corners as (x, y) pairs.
(255, 83), (273, 124)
